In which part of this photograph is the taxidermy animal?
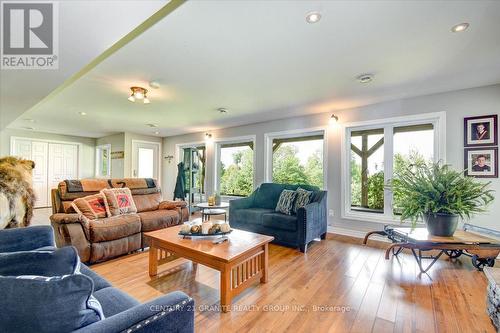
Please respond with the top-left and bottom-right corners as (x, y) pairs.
(0, 157), (36, 229)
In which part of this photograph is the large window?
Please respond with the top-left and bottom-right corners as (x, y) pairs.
(218, 141), (254, 197)
(343, 113), (445, 222)
(95, 144), (111, 178)
(270, 132), (324, 188)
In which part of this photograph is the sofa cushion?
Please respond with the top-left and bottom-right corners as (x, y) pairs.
(138, 210), (180, 232)
(133, 192), (162, 212)
(90, 233), (141, 263)
(0, 274), (103, 333)
(89, 214), (141, 242)
(232, 208), (275, 225)
(93, 287), (139, 318)
(80, 264), (112, 291)
(101, 188), (137, 216)
(0, 246), (79, 277)
(275, 190), (297, 215)
(262, 213), (298, 232)
(72, 193), (108, 220)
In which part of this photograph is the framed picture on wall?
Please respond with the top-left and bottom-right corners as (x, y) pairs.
(464, 114), (498, 147)
(464, 147), (498, 178)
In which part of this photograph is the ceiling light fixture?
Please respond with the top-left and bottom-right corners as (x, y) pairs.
(149, 81), (160, 89)
(356, 74), (373, 83)
(147, 123), (158, 128)
(128, 86), (150, 104)
(205, 132), (213, 141)
(451, 22), (469, 33)
(306, 11), (321, 23)
(329, 114), (339, 125)
(79, 112), (87, 116)
(217, 107), (228, 114)
(23, 118), (35, 123)
(154, 131), (160, 135)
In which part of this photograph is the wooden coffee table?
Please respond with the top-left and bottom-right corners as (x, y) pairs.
(144, 226), (274, 312)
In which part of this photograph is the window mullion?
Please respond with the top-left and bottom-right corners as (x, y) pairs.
(383, 125), (394, 219)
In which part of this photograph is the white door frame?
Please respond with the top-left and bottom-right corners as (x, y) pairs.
(131, 140), (162, 183)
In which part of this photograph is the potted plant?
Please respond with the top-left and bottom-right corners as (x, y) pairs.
(388, 162), (494, 236)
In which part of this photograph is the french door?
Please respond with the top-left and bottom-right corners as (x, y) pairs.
(131, 141), (160, 181)
(11, 138), (79, 208)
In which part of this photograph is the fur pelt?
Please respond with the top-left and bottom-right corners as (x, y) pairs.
(0, 157), (36, 229)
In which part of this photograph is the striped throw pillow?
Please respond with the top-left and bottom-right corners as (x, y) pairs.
(275, 190), (297, 215)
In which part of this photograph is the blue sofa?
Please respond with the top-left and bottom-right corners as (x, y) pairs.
(0, 226), (194, 333)
(229, 183), (327, 252)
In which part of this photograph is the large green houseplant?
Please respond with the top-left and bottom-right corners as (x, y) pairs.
(388, 162), (494, 236)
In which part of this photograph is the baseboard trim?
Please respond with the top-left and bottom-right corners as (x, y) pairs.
(327, 226), (390, 244)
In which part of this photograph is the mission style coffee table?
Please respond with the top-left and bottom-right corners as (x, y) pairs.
(145, 226), (274, 312)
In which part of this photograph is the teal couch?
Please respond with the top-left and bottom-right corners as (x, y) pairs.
(229, 183), (327, 252)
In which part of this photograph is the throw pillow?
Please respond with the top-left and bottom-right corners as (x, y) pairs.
(0, 246), (79, 277)
(101, 187), (137, 216)
(72, 193), (108, 220)
(275, 189), (297, 215)
(293, 187), (313, 214)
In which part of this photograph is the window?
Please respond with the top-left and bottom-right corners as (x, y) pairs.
(270, 132), (324, 188)
(217, 141), (254, 197)
(343, 112), (445, 222)
(95, 144), (111, 178)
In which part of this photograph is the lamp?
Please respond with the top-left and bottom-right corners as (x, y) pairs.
(329, 114), (339, 125)
(128, 87), (150, 104)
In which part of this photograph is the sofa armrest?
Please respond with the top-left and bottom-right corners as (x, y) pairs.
(297, 193), (328, 249)
(50, 213), (91, 262)
(74, 291), (194, 333)
(0, 225), (55, 252)
(158, 200), (187, 210)
(229, 196), (253, 211)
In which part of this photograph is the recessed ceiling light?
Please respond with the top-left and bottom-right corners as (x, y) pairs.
(217, 107), (228, 114)
(147, 123), (158, 128)
(356, 74), (374, 84)
(154, 131), (160, 135)
(306, 11), (321, 23)
(451, 22), (469, 33)
(79, 112), (87, 116)
(23, 118), (35, 123)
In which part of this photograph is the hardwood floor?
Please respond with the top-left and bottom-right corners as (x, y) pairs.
(92, 235), (495, 333)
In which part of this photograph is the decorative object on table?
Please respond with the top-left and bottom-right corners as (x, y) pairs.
(388, 162), (494, 236)
(208, 195), (215, 206)
(179, 219), (231, 237)
(464, 147), (498, 178)
(464, 114), (497, 147)
(215, 192), (221, 205)
(0, 157), (36, 229)
(364, 225), (500, 273)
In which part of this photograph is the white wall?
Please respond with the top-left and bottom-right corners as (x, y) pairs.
(162, 84), (500, 234)
(96, 133), (125, 178)
(0, 128), (96, 178)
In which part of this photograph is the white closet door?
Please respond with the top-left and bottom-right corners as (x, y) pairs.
(31, 141), (49, 207)
(13, 139), (32, 160)
(48, 143), (78, 195)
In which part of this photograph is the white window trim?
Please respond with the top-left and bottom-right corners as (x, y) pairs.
(95, 144), (111, 178)
(264, 126), (328, 188)
(340, 111), (446, 224)
(213, 135), (257, 196)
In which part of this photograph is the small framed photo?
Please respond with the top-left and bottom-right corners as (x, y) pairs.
(464, 114), (498, 147)
(464, 147), (498, 178)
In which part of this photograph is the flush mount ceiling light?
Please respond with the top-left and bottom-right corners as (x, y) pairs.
(149, 81), (160, 89)
(128, 86), (150, 104)
(79, 111), (87, 116)
(451, 22), (469, 33)
(356, 74), (373, 84)
(306, 11), (321, 23)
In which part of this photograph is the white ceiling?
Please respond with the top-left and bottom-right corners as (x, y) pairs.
(0, 0), (168, 130)
(7, 0), (500, 138)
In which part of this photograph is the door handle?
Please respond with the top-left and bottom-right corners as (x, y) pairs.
(133, 170), (137, 177)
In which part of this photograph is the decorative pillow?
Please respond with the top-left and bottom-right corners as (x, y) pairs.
(101, 187), (137, 216)
(71, 193), (108, 220)
(0, 246), (79, 277)
(275, 190), (298, 215)
(293, 187), (313, 214)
